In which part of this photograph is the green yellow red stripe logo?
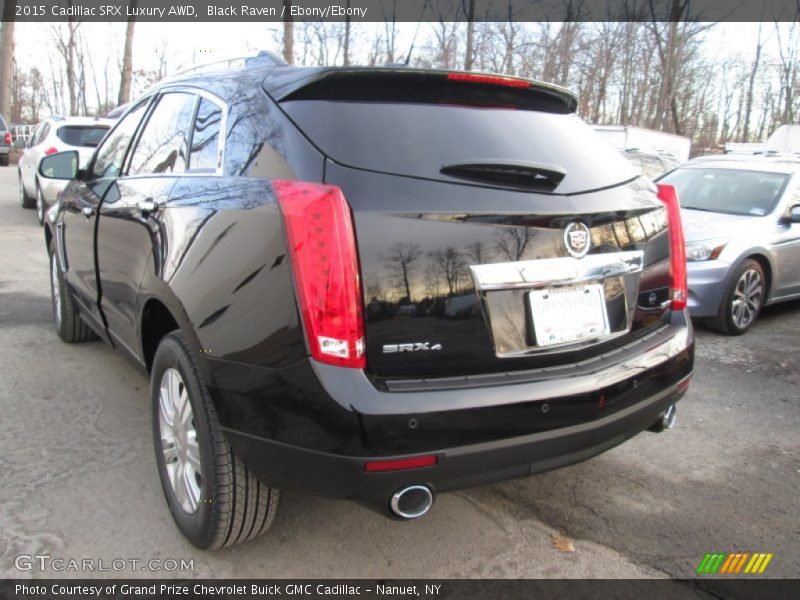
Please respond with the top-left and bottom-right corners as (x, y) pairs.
(697, 552), (773, 574)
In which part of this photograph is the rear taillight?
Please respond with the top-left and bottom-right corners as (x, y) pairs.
(656, 184), (688, 311)
(3, 133), (11, 145)
(447, 72), (531, 88)
(44, 147), (59, 156)
(274, 181), (365, 369)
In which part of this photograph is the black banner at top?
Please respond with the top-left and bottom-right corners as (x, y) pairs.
(3, 0), (800, 23)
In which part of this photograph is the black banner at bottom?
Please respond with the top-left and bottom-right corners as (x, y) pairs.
(1, 579), (798, 600)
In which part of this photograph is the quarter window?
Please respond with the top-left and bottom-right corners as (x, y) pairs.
(189, 98), (223, 172)
(91, 100), (150, 180)
(128, 92), (196, 176)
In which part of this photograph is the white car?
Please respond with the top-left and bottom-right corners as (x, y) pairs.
(18, 116), (114, 224)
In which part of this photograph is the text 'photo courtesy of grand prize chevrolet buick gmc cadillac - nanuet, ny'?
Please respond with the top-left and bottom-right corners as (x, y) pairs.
(38, 52), (693, 549)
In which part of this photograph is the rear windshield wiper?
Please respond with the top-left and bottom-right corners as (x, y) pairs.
(440, 160), (566, 191)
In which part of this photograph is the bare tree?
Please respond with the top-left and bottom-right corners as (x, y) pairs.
(429, 247), (467, 296)
(383, 243), (422, 302)
(52, 20), (81, 115)
(495, 228), (533, 262)
(742, 23), (763, 142)
(775, 22), (800, 125)
(381, 0), (399, 63)
(118, 1), (137, 106)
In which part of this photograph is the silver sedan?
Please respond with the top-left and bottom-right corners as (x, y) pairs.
(658, 156), (800, 334)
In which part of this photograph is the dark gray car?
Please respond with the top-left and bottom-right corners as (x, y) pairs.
(659, 156), (800, 334)
(0, 114), (11, 166)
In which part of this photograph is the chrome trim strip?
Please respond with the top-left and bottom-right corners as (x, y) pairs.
(470, 250), (644, 291)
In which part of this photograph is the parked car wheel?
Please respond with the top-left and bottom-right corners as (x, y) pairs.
(0, 155), (9, 167)
(36, 181), (46, 226)
(151, 332), (279, 549)
(706, 259), (765, 335)
(49, 243), (97, 343)
(19, 171), (35, 209)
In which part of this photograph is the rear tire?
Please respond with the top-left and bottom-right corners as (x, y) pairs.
(0, 155), (9, 167)
(706, 259), (765, 336)
(49, 242), (97, 343)
(151, 332), (279, 549)
(19, 172), (35, 209)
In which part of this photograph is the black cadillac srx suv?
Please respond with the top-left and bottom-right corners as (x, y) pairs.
(40, 53), (693, 549)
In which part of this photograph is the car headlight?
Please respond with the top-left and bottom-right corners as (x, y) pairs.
(685, 238), (728, 262)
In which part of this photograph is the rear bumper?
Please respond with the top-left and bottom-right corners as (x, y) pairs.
(223, 375), (689, 512)
(216, 312), (693, 513)
(0, 145), (9, 156)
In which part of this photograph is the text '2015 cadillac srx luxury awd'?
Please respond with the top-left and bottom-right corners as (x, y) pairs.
(41, 53), (693, 548)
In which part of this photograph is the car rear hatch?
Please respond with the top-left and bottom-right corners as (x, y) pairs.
(270, 69), (675, 382)
(56, 124), (110, 167)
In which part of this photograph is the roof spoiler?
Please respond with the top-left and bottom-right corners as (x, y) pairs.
(265, 67), (578, 114)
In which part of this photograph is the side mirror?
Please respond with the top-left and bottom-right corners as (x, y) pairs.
(789, 204), (800, 224)
(39, 150), (79, 180)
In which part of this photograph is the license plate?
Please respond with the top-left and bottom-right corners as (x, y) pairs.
(529, 284), (610, 347)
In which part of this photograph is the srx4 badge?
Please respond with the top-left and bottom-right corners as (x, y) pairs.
(383, 342), (443, 353)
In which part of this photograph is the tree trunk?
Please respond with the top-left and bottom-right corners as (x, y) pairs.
(464, 0), (475, 70)
(0, 17), (14, 118)
(118, 4), (136, 106)
(742, 25), (763, 142)
(342, 0), (351, 66)
(282, 0), (294, 64)
(66, 23), (77, 115)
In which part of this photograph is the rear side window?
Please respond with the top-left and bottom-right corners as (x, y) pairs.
(56, 125), (109, 148)
(281, 101), (637, 195)
(128, 92), (196, 176)
(188, 98), (222, 172)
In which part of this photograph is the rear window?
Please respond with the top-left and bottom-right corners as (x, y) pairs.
(0, 115), (7, 130)
(661, 167), (789, 216)
(56, 125), (110, 147)
(281, 101), (637, 195)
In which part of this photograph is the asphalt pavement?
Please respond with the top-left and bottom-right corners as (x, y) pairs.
(0, 166), (797, 584)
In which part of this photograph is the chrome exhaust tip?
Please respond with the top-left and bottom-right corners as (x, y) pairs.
(648, 404), (677, 433)
(662, 404), (677, 429)
(389, 485), (434, 519)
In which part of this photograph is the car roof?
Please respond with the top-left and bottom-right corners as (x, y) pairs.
(681, 155), (800, 175)
(147, 53), (578, 114)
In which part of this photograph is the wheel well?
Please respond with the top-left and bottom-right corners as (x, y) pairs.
(141, 299), (179, 372)
(746, 254), (772, 297)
